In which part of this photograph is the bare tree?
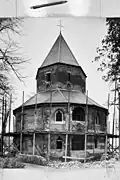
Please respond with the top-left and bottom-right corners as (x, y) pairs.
(0, 17), (28, 95)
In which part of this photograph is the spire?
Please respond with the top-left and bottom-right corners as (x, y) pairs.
(40, 30), (80, 68)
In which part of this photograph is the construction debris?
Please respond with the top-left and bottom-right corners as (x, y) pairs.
(48, 154), (118, 169)
(48, 160), (115, 169)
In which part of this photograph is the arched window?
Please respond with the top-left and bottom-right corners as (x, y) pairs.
(72, 107), (85, 121)
(95, 113), (100, 125)
(45, 72), (51, 82)
(56, 136), (63, 149)
(55, 110), (63, 122)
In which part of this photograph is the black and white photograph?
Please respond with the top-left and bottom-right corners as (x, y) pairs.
(0, 1), (120, 180)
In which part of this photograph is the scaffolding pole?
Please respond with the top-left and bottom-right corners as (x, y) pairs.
(119, 92), (120, 159)
(105, 93), (110, 157)
(65, 133), (68, 162)
(112, 78), (117, 152)
(47, 81), (52, 161)
(20, 91), (24, 153)
(32, 137), (36, 155)
(1, 96), (4, 156)
(65, 81), (71, 162)
(9, 94), (12, 151)
(33, 92), (37, 155)
(84, 90), (88, 163)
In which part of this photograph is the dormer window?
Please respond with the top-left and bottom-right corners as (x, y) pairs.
(45, 72), (51, 82)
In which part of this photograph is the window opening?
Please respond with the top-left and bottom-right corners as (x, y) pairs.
(55, 110), (63, 122)
(95, 113), (100, 125)
(94, 136), (98, 148)
(72, 135), (84, 150)
(56, 136), (63, 149)
(45, 72), (51, 82)
(72, 107), (85, 121)
(68, 72), (71, 82)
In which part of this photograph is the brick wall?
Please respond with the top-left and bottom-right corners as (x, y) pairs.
(14, 105), (107, 134)
(36, 64), (86, 92)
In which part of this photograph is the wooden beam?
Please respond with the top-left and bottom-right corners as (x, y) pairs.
(20, 91), (24, 153)
(33, 132), (35, 155)
(119, 92), (120, 159)
(47, 133), (50, 161)
(65, 134), (68, 162)
(63, 155), (94, 160)
(105, 93), (110, 157)
(84, 90), (88, 163)
(1, 96), (4, 156)
(33, 92), (38, 155)
(112, 78), (117, 152)
(47, 81), (52, 161)
(9, 94), (12, 151)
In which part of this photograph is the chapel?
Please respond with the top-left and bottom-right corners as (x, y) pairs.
(13, 31), (108, 158)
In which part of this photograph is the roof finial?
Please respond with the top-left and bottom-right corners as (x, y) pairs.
(57, 20), (64, 34)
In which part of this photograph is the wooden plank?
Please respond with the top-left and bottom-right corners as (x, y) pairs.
(1, 96), (4, 156)
(65, 134), (68, 162)
(63, 156), (94, 160)
(112, 79), (117, 152)
(105, 93), (110, 157)
(20, 91), (24, 153)
(33, 132), (35, 155)
(119, 92), (120, 159)
(9, 94), (12, 151)
(84, 90), (88, 163)
(47, 82), (52, 161)
(47, 133), (50, 161)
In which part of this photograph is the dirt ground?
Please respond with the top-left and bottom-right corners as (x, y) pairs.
(0, 162), (120, 180)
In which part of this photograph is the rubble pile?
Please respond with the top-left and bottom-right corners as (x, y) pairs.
(48, 159), (117, 169)
(48, 153), (118, 169)
(48, 161), (83, 169)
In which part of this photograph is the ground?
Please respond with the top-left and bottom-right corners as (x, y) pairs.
(0, 162), (120, 180)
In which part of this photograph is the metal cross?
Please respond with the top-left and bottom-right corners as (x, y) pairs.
(57, 20), (64, 33)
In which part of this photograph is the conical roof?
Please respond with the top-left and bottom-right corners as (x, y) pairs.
(40, 32), (80, 68)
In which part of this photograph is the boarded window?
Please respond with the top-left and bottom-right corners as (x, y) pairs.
(72, 107), (85, 121)
(56, 136), (63, 149)
(72, 135), (84, 150)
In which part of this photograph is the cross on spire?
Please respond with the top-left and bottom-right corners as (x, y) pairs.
(57, 20), (64, 33)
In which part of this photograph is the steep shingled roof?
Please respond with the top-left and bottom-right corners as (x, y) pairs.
(40, 32), (80, 68)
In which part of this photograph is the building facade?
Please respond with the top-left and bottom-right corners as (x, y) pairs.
(13, 32), (108, 159)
